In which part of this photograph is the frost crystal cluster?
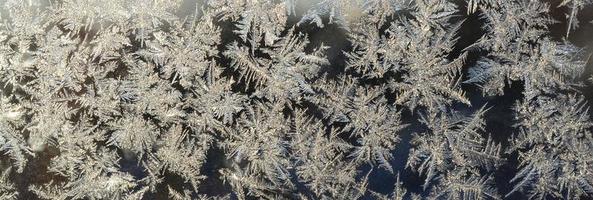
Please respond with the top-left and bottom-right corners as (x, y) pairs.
(0, 0), (592, 199)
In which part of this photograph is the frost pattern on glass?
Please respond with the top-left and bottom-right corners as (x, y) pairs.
(0, 0), (592, 199)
